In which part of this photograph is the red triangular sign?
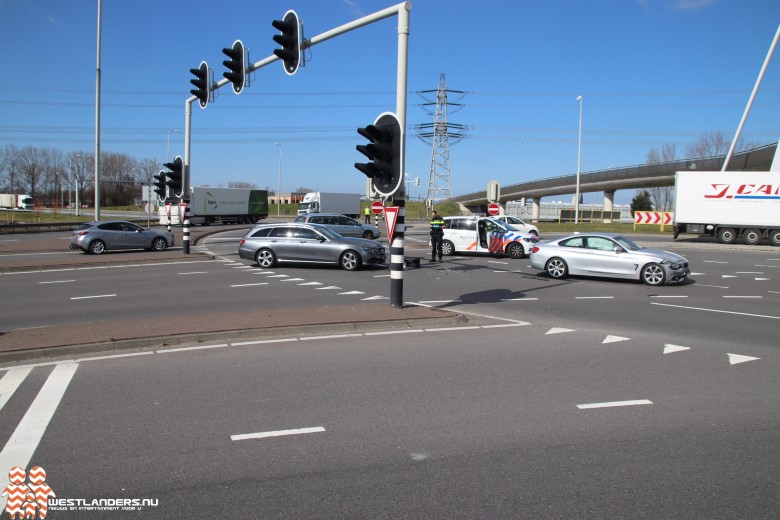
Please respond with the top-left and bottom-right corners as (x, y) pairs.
(384, 207), (399, 244)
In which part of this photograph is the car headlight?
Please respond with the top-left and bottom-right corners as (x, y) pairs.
(661, 260), (683, 270)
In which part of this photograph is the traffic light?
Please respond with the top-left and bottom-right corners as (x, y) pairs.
(153, 171), (167, 200)
(272, 10), (301, 75)
(355, 112), (403, 198)
(164, 156), (183, 198)
(222, 40), (246, 94)
(189, 61), (209, 109)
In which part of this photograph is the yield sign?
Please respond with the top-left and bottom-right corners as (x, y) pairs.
(384, 206), (399, 244)
(179, 202), (187, 222)
(164, 202), (173, 217)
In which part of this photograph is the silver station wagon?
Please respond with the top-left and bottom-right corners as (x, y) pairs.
(238, 222), (386, 271)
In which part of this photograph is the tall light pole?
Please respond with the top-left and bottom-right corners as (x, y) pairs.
(167, 129), (178, 162)
(575, 95), (583, 225)
(275, 143), (282, 216)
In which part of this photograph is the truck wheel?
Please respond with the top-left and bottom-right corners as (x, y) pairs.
(717, 227), (737, 244)
(441, 240), (455, 256)
(770, 229), (780, 247)
(88, 240), (106, 255)
(340, 250), (362, 271)
(743, 228), (762, 245)
(641, 262), (666, 286)
(255, 249), (276, 268)
(362, 230), (375, 239)
(505, 242), (524, 259)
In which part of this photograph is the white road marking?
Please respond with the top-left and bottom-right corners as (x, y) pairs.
(267, 274), (289, 278)
(602, 335), (630, 344)
(70, 294), (116, 300)
(0, 367), (33, 412)
(650, 295), (688, 298)
(755, 278), (770, 281)
(723, 295), (762, 299)
(728, 353), (760, 365)
(696, 284), (729, 289)
(577, 399), (653, 409)
(362, 295), (388, 300)
(576, 296), (615, 299)
(500, 298), (539, 301)
(77, 352), (154, 362)
(0, 363), (78, 512)
(703, 260), (728, 264)
(281, 278), (306, 282)
(178, 271), (208, 275)
(316, 286), (342, 290)
(488, 260), (508, 265)
(736, 272), (764, 274)
(651, 302), (780, 320)
(663, 344), (690, 354)
(231, 426), (326, 441)
(39, 279), (76, 284)
(298, 282), (323, 286)
(418, 300), (461, 304)
(364, 329), (424, 336)
(722, 275), (737, 278)
(158, 344), (231, 353)
(546, 327), (575, 335)
(301, 334), (363, 341)
(339, 290), (364, 295)
(230, 283), (269, 287)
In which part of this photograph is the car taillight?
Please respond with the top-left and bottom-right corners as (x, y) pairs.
(239, 239), (245, 245)
(76, 231), (89, 236)
(531, 246), (539, 254)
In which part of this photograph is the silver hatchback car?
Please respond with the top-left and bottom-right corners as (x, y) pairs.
(238, 223), (386, 271)
(293, 213), (381, 239)
(70, 220), (174, 255)
(530, 232), (690, 286)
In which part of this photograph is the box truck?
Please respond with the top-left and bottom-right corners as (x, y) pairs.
(297, 192), (361, 218)
(673, 171), (780, 246)
(159, 187), (268, 225)
(0, 193), (33, 210)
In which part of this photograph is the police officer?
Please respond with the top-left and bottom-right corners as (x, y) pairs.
(364, 206), (371, 224)
(429, 210), (446, 262)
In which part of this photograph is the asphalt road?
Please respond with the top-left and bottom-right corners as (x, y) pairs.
(1, 323), (777, 518)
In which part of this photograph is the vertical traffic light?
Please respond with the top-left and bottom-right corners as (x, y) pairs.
(272, 10), (301, 75)
(189, 61), (210, 109)
(153, 171), (167, 200)
(355, 112), (403, 198)
(164, 156), (184, 199)
(222, 40), (246, 94)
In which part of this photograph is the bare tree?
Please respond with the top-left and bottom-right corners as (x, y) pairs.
(17, 146), (46, 201)
(0, 144), (22, 193)
(228, 181), (258, 189)
(645, 144), (676, 211)
(137, 157), (159, 187)
(101, 152), (138, 206)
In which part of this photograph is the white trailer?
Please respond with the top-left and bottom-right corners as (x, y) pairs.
(674, 171), (780, 246)
(159, 187), (268, 225)
(296, 192), (361, 218)
(0, 193), (33, 210)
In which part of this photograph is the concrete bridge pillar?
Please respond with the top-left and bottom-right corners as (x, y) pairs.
(532, 198), (541, 222)
(603, 190), (615, 223)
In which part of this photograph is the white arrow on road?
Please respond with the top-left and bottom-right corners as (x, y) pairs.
(663, 344), (690, 354)
(546, 327), (576, 335)
(602, 335), (630, 344)
(728, 353), (760, 365)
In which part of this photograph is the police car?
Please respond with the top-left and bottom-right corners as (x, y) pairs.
(439, 216), (539, 259)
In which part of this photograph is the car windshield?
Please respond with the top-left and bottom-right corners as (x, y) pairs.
(613, 235), (642, 251)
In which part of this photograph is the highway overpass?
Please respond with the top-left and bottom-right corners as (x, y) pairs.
(451, 142), (778, 220)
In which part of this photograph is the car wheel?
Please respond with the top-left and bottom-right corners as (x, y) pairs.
(505, 242), (524, 259)
(641, 263), (666, 286)
(545, 257), (568, 279)
(255, 248), (276, 268)
(151, 237), (168, 251)
(362, 230), (375, 239)
(441, 240), (455, 256)
(770, 229), (780, 247)
(340, 250), (362, 271)
(743, 228), (762, 245)
(88, 240), (106, 255)
(717, 227), (737, 244)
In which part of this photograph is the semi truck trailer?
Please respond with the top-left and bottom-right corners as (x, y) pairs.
(159, 187), (268, 225)
(0, 193), (33, 210)
(297, 192), (361, 218)
(673, 171), (780, 246)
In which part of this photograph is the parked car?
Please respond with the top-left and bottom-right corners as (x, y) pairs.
(238, 223), (386, 271)
(293, 213), (381, 239)
(69, 221), (174, 255)
(494, 215), (539, 236)
(440, 216), (539, 259)
(529, 232), (690, 286)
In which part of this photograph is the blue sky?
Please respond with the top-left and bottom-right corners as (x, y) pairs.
(1, 0), (779, 204)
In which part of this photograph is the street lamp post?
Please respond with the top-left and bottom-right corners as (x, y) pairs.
(575, 95), (583, 225)
(275, 143), (282, 216)
(167, 129), (178, 162)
